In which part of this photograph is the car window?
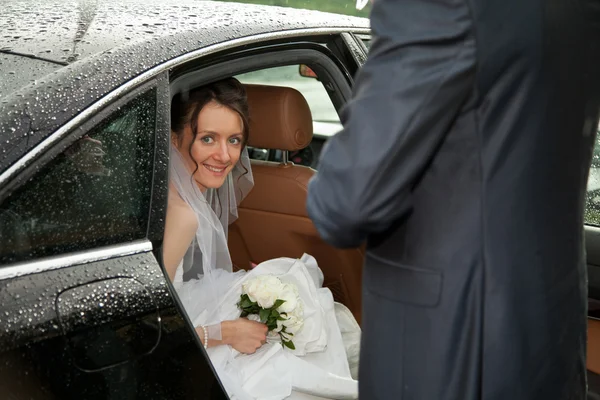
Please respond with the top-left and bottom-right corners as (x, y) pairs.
(0, 89), (156, 264)
(236, 65), (342, 165)
(586, 127), (600, 225)
(237, 65), (340, 124)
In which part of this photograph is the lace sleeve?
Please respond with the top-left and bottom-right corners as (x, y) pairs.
(206, 324), (222, 341)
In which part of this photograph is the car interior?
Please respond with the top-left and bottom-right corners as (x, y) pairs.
(226, 81), (365, 324)
(167, 40), (366, 324)
(0, 91), (156, 264)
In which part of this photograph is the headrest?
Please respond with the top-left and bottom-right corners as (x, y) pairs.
(244, 84), (313, 151)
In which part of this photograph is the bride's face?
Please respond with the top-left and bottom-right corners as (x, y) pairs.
(178, 100), (244, 191)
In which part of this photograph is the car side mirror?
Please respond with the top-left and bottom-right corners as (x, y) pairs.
(299, 64), (318, 79)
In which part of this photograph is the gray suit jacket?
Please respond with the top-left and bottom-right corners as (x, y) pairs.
(306, 0), (600, 398)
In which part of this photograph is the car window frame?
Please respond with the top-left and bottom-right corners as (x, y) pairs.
(170, 42), (354, 106)
(0, 77), (165, 267)
(169, 38), (357, 157)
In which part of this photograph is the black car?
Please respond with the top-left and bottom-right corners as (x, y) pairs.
(0, 0), (369, 398)
(1, 0), (599, 399)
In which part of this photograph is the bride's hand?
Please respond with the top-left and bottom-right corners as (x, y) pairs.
(222, 318), (268, 354)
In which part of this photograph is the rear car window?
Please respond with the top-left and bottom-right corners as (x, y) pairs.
(0, 89), (156, 264)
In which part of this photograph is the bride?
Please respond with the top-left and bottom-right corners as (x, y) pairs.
(163, 77), (361, 400)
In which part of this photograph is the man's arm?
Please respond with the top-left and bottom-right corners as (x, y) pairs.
(306, 0), (476, 248)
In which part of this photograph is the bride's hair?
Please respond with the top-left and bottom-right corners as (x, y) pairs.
(171, 77), (250, 152)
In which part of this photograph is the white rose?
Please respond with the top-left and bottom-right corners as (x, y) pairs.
(242, 275), (284, 309)
(275, 316), (287, 333)
(273, 321), (284, 333)
(242, 279), (261, 303)
(282, 314), (303, 335)
(276, 314), (303, 336)
(280, 331), (293, 342)
(276, 283), (300, 314)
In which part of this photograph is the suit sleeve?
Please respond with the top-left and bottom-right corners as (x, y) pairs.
(306, 0), (476, 248)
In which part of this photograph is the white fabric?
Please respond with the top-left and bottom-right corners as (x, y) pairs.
(169, 142), (361, 399)
(174, 254), (361, 400)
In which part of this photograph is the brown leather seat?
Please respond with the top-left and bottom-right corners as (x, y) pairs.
(228, 84), (364, 324)
(590, 317), (600, 375)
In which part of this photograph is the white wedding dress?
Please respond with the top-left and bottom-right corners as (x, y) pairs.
(173, 253), (361, 400)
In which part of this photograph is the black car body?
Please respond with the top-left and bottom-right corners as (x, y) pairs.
(0, 1), (369, 398)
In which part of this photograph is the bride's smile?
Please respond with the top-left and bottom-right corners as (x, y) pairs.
(203, 163), (228, 175)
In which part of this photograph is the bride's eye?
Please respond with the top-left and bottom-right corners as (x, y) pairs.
(200, 136), (214, 144)
(229, 137), (242, 145)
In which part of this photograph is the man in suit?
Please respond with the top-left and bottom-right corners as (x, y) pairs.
(306, 0), (600, 398)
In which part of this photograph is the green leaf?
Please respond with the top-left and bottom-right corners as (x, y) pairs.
(273, 299), (286, 309)
(277, 316), (287, 321)
(259, 308), (270, 322)
(238, 295), (251, 310)
(282, 339), (296, 350)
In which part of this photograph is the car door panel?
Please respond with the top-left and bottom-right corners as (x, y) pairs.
(591, 371), (600, 400)
(0, 73), (227, 399)
(0, 246), (226, 400)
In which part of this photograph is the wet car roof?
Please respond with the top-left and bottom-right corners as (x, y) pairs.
(0, 0), (369, 175)
(0, 53), (64, 97)
(0, 0), (369, 97)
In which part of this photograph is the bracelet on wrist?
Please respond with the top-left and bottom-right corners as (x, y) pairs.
(200, 325), (208, 350)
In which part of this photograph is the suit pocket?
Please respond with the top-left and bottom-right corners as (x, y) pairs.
(364, 253), (443, 307)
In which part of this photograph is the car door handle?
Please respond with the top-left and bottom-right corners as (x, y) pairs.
(56, 277), (161, 372)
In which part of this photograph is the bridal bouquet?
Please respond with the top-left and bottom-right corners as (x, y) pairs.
(238, 275), (304, 350)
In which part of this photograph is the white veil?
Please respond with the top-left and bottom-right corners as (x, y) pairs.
(169, 141), (253, 331)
